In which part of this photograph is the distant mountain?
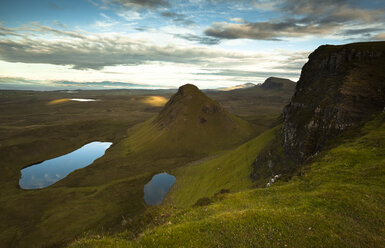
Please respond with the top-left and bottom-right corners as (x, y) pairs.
(259, 77), (296, 90)
(124, 84), (256, 157)
(217, 83), (255, 91)
(220, 77), (296, 97)
(252, 41), (385, 182)
(206, 77), (296, 127)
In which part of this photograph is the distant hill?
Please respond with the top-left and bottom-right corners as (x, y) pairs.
(207, 77), (296, 129)
(217, 83), (255, 91)
(259, 77), (296, 90)
(209, 77), (295, 98)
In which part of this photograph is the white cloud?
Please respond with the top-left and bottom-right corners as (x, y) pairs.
(0, 22), (306, 89)
(118, 11), (142, 21)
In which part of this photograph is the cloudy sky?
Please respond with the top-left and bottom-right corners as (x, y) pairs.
(0, 0), (384, 90)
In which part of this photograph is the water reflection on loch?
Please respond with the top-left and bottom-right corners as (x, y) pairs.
(144, 172), (176, 205)
(19, 141), (112, 189)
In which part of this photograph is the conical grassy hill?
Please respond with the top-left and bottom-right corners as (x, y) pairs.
(123, 84), (256, 158)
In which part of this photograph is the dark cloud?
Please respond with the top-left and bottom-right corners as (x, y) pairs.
(161, 11), (195, 26)
(272, 51), (310, 71)
(196, 69), (300, 79)
(47, 2), (66, 10)
(0, 77), (164, 90)
(206, 0), (385, 40)
(134, 26), (149, 31)
(205, 20), (337, 40)
(371, 33), (385, 40)
(174, 34), (220, 45)
(0, 77), (62, 91)
(52, 20), (68, 28)
(339, 28), (384, 36)
(0, 24), (252, 70)
(0, 22), (85, 38)
(26, 24), (86, 39)
(0, 25), (20, 37)
(110, 0), (169, 9)
(54, 81), (162, 88)
(283, 0), (384, 26)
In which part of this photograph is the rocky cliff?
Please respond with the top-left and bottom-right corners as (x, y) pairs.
(252, 41), (385, 184)
(283, 42), (385, 163)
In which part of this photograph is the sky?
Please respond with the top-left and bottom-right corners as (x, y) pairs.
(0, 0), (384, 90)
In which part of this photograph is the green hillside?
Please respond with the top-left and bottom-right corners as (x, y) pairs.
(123, 84), (256, 158)
(166, 126), (278, 207)
(70, 112), (385, 248)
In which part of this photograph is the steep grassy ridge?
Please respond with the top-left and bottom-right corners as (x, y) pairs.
(166, 126), (278, 207)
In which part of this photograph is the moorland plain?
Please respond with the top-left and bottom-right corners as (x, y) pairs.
(0, 81), (293, 247)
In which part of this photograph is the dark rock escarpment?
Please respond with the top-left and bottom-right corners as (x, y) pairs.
(282, 42), (385, 163)
(252, 41), (385, 183)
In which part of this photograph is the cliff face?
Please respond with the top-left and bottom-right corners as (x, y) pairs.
(252, 42), (385, 184)
(282, 42), (385, 163)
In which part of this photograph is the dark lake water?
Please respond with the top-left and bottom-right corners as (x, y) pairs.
(19, 141), (112, 189)
(144, 172), (176, 205)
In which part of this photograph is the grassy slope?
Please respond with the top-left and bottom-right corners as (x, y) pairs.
(166, 126), (278, 207)
(123, 114), (255, 160)
(0, 90), (169, 247)
(70, 113), (385, 247)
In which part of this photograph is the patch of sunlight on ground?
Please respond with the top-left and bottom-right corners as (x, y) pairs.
(47, 98), (70, 105)
(47, 98), (98, 105)
(218, 85), (252, 91)
(140, 96), (168, 106)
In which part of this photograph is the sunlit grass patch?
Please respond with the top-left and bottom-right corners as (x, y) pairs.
(47, 98), (70, 105)
(139, 96), (168, 107)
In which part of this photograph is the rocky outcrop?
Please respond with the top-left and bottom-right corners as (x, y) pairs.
(252, 41), (385, 183)
(282, 42), (385, 163)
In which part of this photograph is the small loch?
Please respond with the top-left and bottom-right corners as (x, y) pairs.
(19, 141), (112, 189)
(144, 172), (176, 205)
